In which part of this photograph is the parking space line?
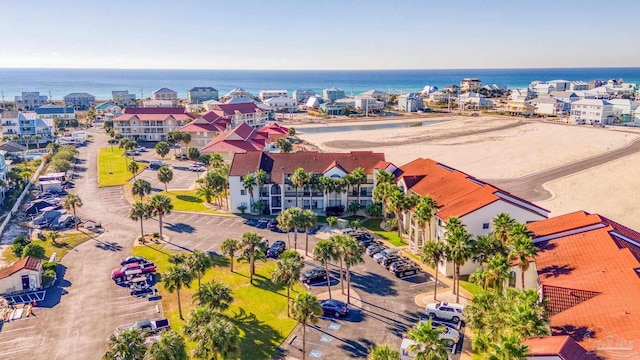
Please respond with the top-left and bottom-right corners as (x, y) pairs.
(205, 217), (219, 225)
(0, 347), (31, 356)
(0, 325), (36, 333)
(193, 217), (207, 224)
(118, 308), (158, 317)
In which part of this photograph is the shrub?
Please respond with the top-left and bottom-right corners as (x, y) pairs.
(326, 216), (338, 227)
(22, 243), (45, 259)
(50, 158), (71, 172)
(237, 204), (247, 214)
(42, 260), (57, 272)
(153, 232), (160, 239)
(366, 202), (382, 217)
(386, 218), (398, 231)
(42, 269), (56, 287)
(325, 205), (344, 217)
(12, 242), (26, 257)
(347, 201), (361, 216)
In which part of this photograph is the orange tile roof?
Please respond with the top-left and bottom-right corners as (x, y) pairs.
(0, 256), (42, 279)
(532, 211), (640, 354)
(527, 210), (602, 238)
(524, 336), (597, 359)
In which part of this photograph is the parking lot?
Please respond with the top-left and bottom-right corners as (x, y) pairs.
(131, 147), (200, 191)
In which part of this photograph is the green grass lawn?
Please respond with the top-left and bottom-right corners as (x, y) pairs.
(362, 218), (407, 246)
(2, 229), (95, 263)
(132, 244), (302, 359)
(459, 276), (483, 297)
(161, 190), (225, 215)
(98, 147), (147, 187)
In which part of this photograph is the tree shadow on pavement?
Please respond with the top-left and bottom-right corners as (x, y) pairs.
(349, 271), (397, 296)
(163, 222), (195, 234)
(232, 307), (284, 359)
(39, 264), (71, 308)
(94, 240), (123, 251)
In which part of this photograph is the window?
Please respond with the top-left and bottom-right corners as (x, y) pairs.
(482, 223), (490, 230)
(509, 271), (516, 288)
(240, 189), (246, 195)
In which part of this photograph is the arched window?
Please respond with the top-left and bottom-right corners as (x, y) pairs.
(271, 184), (281, 195)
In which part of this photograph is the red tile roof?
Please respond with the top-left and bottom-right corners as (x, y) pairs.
(200, 123), (267, 153)
(530, 211), (640, 354)
(0, 256), (42, 279)
(179, 121), (228, 133)
(259, 122), (289, 135)
(113, 113), (195, 122)
(524, 336), (598, 359)
(123, 107), (187, 114)
(214, 103), (265, 116)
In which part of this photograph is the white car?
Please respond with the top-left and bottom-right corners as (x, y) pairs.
(188, 164), (206, 172)
(372, 248), (399, 262)
(425, 302), (465, 323)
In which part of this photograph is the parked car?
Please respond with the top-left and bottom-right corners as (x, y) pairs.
(373, 248), (399, 262)
(121, 256), (148, 266)
(266, 241), (286, 258)
(320, 299), (349, 318)
(366, 244), (386, 257)
(125, 150), (140, 156)
(379, 254), (403, 268)
(391, 261), (421, 278)
(124, 318), (170, 334)
(189, 164), (206, 172)
(267, 219), (279, 231)
(300, 268), (328, 284)
(112, 262), (157, 282)
(133, 146), (146, 152)
(425, 302), (465, 323)
(149, 160), (164, 170)
(420, 320), (460, 346)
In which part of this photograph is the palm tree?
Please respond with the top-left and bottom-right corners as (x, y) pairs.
(487, 334), (529, 360)
(276, 137), (292, 153)
(221, 237), (240, 272)
(166, 131), (180, 157)
(368, 344), (400, 360)
(375, 169), (395, 184)
(492, 213), (516, 246)
(414, 196), (437, 245)
(129, 201), (151, 241)
(471, 234), (506, 264)
(162, 266), (193, 320)
(421, 241), (446, 301)
(196, 184), (216, 204)
(184, 307), (240, 360)
(291, 292), (322, 360)
(149, 194), (173, 240)
(186, 251), (212, 289)
(277, 209), (293, 248)
(470, 254), (510, 291)
(290, 168), (307, 208)
(128, 161), (140, 180)
(157, 166), (173, 192)
(132, 179), (152, 200)
(508, 222), (534, 246)
(372, 182), (398, 222)
(23, 135), (31, 149)
(103, 328), (147, 360)
(444, 217), (472, 303)
(193, 280), (233, 311)
(255, 168), (268, 205)
(288, 207), (304, 250)
(301, 209), (317, 257)
(510, 235), (537, 290)
(241, 231), (263, 285)
(62, 194), (83, 230)
(386, 188), (406, 236)
(405, 319), (449, 360)
(154, 141), (170, 159)
(242, 173), (257, 209)
(33, 134), (42, 150)
(271, 249), (304, 316)
(330, 234), (350, 295)
(312, 240), (337, 299)
(209, 152), (224, 169)
(144, 330), (188, 360)
(343, 236), (365, 304)
(350, 167), (367, 206)
(47, 231), (60, 244)
(179, 132), (191, 155)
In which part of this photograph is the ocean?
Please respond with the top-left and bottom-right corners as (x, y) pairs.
(0, 67), (639, 101)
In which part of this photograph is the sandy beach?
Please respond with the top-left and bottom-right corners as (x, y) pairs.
(295, 115), (640, 229)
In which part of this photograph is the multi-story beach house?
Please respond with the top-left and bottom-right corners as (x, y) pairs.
(263, 96), (297, 113)
(112, 107), (195, 141)
(63, 93), (95, 110)
(457, 92), (493, 109)
(14, 92), (48, 110)
(322, 87), (346, 102)
(460, 78), (481, 93)
(0, 153), (8, 203)
(1, 111), (53, 143)
(570, 80), (589, 91)
(228, 151), (385, 215)
(397, 158), (549, 276)
(112, 90), (137, 107)
(569, 99), (614, 124)
(609, 99), (640, 123)
(34, 105), (76, 129)
(530, 97), (566, 116)
(360, 90), (389, 104)
(549, 90), (580, 104)
(225, 88), (252, 99)
(259, 90), (288, 101)
(152, 88), (178, 106)
(546, 79), (571, 92)
(292, 90), (316, 103)
(188, 87), (219, 104)
(354, 97), (385, 113)
(397, 93), (424, 112)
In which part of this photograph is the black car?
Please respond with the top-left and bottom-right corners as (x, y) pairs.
(267, 219), (279, 231)
(379, 255), (403, 268)
(366, 245), (386, 257)
(121, 256), (147, 266)
(300, 268), (328, 284)
(320, 299), (349, 318)
(393, 262), (421, 278)
(266, 241), (286, 258)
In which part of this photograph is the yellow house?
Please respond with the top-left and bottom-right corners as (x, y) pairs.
(0, 256), (43, 295)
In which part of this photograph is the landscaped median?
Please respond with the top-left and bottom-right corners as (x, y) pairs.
(362, 218), (407, 246)
(2, 229), (97, 263)
(132, 244), (302, 358)
(98, 147), (146, 187)
(160, 190), (226, 215)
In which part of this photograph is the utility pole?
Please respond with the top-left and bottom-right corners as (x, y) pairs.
(1, 91), (4, 110)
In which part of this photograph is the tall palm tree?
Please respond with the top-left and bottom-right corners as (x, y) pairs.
(179, 132), (191, 155)
(241, 231), (263, 285)
(487, 334), (529, 360)
(162, 266), (193, 320)
(318, 176), (333, 206)
(242, 173), (257, 209)
(186, 251), (212, 289)
(421, 241), (446, 301)
(62, 194), (83, 230)
(129, 201), (151, 241)
(271, 249), (304, 316)
(350, 167), (367, 206)
(471, 234), (506, 264)
(386, 188), (406, 236)
(221, 237), (240, 272)
(343, 236), (365, 304)
(375, 169), (395, 185)
(184, 307), (240, 360)
(132, 179), (152, 200)
(23, 135), (31, 149)
(288, 207), (304, 250)
(414, 196), (437, 245)
(157, 166), (173, 192)
(103, 328), (147, 360)
(312, 240), (337, 299)
(330, 234), (350, 295)
(149, 194), (173, 240)
(444, 217), (472, 303)
(492, 213), (516, 246)
(196, 184), (216, 204)
(301, 209), (317, 257)
(291, 292), (322, 360)
(290, 168), (307, 208)
(144, 330), (188, 360)
(470, 254), (510, 291)
(510, 234), (537, 290)
(405, 319), (449, 360)
(128, 161), (140, 180)
(209, 152), (224, 169)
(255, 168), (268, 205)
(373, 182), (399, 222)
(368, 344), (400, 360)
(192, 281), (233, 311)
(33, 134), (42, 150)
(277, 209), (293, 248)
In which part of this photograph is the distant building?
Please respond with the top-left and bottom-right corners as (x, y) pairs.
(397, 93), (424, 112)
(546, 80), (571, 92)
(1, 110), (53, 143)
(292, 89), (316, 103)
(112, 107), (195, 141)
(458, 92), (493, 110)
(322, 87), (345, 102)
(0, 256), (42, 295)
(532, 83), (555, 97)
(179, 111), (230, 147)
(569, 99), (614, 124)
(530, 97), (566, 116)
(549, 91), (580, 104)
(263, 96), (297, 112)
(225, 88), (252, 99)
(152, 88), (178, 106)
(188, 87), (219, 103)
(569, 81), (589, 91)
(259, 90), (288, 101)
(112, 90), (137, 107)
(460, 78), (481, 93)
(609, 99), (640, 123)
(14, 92), (48, 110)
(442, 84), (460, 95)
(305, 96), (323, 109)
(202, 99), (224, 111)
(63, 92), (96, 110)
(360, 89), (389, 103)
(354, 97), (385, 113)
(320, 102), (345, 116)
(142, 100), (174, 108)
(35, 105), (76, 129)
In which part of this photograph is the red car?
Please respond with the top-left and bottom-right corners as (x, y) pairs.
(111, 262), (156, 282)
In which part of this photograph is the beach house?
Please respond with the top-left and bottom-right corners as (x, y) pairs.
(292, 90), (316, 104)
(63, 92), (96, 110)
(199, 122), (288, 161)
(263, 96), (297, 113)
(228, 151), (385, 215)
(188, 87), (219, 103)
(178, 111), (230, 147)
(322, 87), (345, 102)
(112, 107), (195, 141)
(460, 78), (482, 93)
(225, 88), (252, 99)
(1, 111), (53, 144)
(608, 99), (639, 123)
(569, 99), (614, 124)
(530, 97), (566, 116)
(112, 90), (137, 107)
(259, 90), (288, 101)
(34, 105), (76, 128)
(14, 92), (48, 110)
(360, 90), (389, 104)
(457, 92), (493, 110)
(397, 93), (424, 112)
(152, 88), (178, 106)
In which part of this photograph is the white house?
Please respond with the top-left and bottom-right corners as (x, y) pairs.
(0, 256), (42, 295)
(322, 87), (345, 102)
(34, 105), (76, 130)
(259, 90), (288, 101)
(142, 100), (174, 108)
(112, 90), (137, 107)
(1, 111), (53, 143)
(569, 99), (614, 124)
(14, 92), (48, 110)
(608, 99), (640, 123)
(112, 107), (195, 141)
(397, 158), (549, 276)
(263, 96), (297, 112)
(354, 97), (385, 113)
(549, 91), (579, 103)
(530, 97), (566, 116)
(292, 90), (316, 103)
(547, 80), (571, 92)
(532, 83), (555, 97)
(457, 92), (493, 109)
(360, 90), (389, 103)
(397, 93), (424, 112)
(225, 88), (252, 99)
(152, 88), (178, 106)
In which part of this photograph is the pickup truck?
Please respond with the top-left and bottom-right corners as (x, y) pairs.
(117, 318), (170, 335)
(111, 262), (156, 282)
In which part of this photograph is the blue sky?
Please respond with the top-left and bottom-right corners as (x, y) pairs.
(1, 0), (639, 69)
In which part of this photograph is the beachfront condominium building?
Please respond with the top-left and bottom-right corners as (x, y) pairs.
(112, 90), (137, 107)
(259, 90), (288, 101)
(152, 88), (178, 106)
(112, 107), (195, 141)
(14, 92), (48, 110)
(322, 87), (345, 102)
(228, 151), (386, 215)
(1, 111), (53, 143)
(188, 87), (219, 104)
(292, 89), (316, 103)
(460, 78), (482, 93)
(569, 99), (614, 124)
(263, 96), (297, 112)
(397, 93), (424, 112)
(63, 93), (96, 110)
